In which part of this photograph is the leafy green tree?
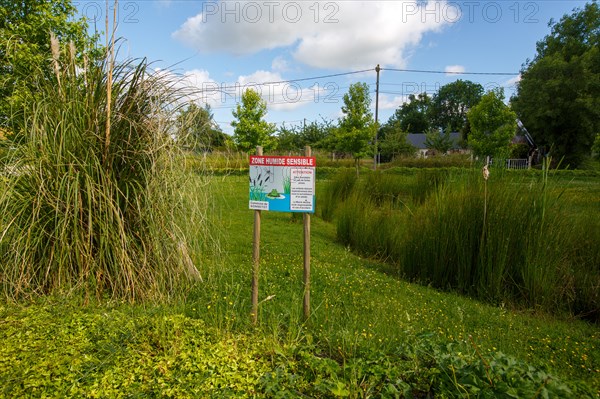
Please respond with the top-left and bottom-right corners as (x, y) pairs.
(467, 89), (517, 158)
(276, 118), (335, 152)
(276, 123), (302, 152)
(0, 0), (100, 131)
(511, 2), (600, 168)
(424, 127), (454, 154)
(335, 82), (375, 172)
(388, 93), (432, 133)
(176, 103), (227, 152)
(300, 118), (336, 150)
(379, 127), (414, 162)
(231, 89), (276, 153)
(431, 80), (484, 136)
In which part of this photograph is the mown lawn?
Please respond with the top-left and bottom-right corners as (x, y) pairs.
(1, 173), (598, 398)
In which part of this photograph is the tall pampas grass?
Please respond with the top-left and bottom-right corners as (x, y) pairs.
(0, 35), (204, 301)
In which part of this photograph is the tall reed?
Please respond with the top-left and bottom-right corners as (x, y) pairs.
(328, 168), (600, 320)
(0, 41), (203, 301)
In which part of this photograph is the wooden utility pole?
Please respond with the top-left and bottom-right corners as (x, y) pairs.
(251, 146), (263, 325)
(303, 146), (312, 321)
(374, 64), (381, 170)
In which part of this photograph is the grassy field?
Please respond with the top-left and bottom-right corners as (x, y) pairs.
(1, 172), (599, 397)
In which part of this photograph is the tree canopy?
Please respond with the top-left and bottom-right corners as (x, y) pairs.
(387, 93), (432, 133)
(0, 0), (100, 131)
(335, 82), (375, 170)
(468, 89), (517, 158)
(231, 89), (276, 153)
(511, 1), (600, 167)
(431, 80), (484, 135)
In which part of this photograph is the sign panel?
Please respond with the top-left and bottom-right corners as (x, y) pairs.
(249, 156), (316, 213)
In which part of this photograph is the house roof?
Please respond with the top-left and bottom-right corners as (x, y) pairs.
(407, 132), (461, 150)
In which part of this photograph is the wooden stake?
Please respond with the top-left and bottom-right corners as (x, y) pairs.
(303, 146), (312, 321)
(251, 146), (262, 325)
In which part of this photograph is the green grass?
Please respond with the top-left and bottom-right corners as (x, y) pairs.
(1, 173), (598, 397)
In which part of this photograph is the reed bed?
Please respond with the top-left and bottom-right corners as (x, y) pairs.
(325, 168), (600, 321)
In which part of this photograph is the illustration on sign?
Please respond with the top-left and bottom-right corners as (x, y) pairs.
(249, 156), (316, 213)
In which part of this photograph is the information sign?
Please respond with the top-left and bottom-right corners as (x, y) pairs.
(249, 156), (316, 213)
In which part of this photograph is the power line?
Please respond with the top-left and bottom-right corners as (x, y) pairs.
(381, 67), (518, 76)
(187, 68), (374, 94)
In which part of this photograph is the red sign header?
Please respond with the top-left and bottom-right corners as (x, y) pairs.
(249, 156), (316, 167)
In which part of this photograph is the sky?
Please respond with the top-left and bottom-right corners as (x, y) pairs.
(74, 0), (589, 135)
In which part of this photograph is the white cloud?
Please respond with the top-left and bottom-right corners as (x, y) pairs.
(445, 65), (465, 75)
(271, 56), (290, 72)
(236, 70), (311, 111)
(378, 94), (408, 110)
(505, 74), (521, 87)
(172, 1), (450, 70)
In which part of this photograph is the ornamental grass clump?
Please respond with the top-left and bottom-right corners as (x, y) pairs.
(0, 40), (202, 301)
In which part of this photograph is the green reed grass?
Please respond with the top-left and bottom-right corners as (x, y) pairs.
(0, 44), (205, 301)
(328, 168), (600, 321)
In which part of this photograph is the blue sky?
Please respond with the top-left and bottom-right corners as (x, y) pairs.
(74, 0), (588, 134)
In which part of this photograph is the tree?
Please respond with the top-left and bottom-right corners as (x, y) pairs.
(276, 123), (302, 152)
(431, 80), (484, 136)
(388, 93), (432, 133)
(300, 118), (335, 150)
(467, 89), (517, 158)
(231, 89), (276, 153)
(176, 103), (228, 152)
(0, 0), (100, 131)
(511, 2), (600, 167)
(424, 127), (454, 154)
(378, 128), (414, 161)
(335, 82), (375, 172)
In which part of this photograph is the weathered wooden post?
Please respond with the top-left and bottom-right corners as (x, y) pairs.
(303, 146), (311, 321)
(251, 146), (262, 325)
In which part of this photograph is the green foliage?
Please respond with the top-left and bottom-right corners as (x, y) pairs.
(175, 103), (229, 152)
(593, 133), (600, 160)
(424, 127), (454, 154)
(511, 2), (600, 168)
(1, 303), (594, 398)
(0, 49), (201, 301)
(231, 88), (277, 153)
(378, 124), (415, 162)
(0, 0), (101, 131)
(431, 79), (484, 135)
(386, 93), (432, 133)
(276, 118), (336, 153)
(336, 82), (375, 170)
(468, 89), (518, 158)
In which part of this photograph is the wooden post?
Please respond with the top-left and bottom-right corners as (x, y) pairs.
(303, 146), (311, 321)
(251, 146), (262, 325)
(373, 64), (380, 170)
